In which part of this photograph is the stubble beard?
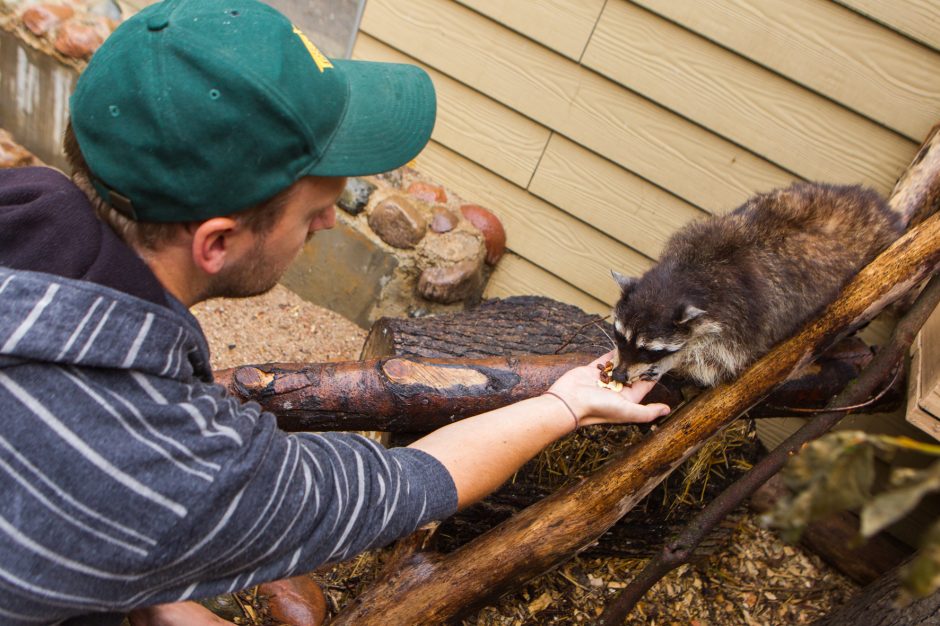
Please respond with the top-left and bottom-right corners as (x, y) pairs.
(203, 235), (290, 300)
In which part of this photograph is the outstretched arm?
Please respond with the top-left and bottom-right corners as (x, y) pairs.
(408, 351), (670, 509)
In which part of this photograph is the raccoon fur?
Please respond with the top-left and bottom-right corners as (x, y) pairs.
(610, 182), (903, 388)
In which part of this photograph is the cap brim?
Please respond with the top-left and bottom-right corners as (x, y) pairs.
(306, 59), (436, 177)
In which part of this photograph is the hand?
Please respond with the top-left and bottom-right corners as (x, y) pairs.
(547, 350), (670, 427)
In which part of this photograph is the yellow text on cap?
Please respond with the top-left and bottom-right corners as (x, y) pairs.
(292, 25), (334, 73)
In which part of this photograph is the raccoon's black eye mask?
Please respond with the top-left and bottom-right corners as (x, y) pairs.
(635, 346), (680, 361)
(614, 328), (681, 362)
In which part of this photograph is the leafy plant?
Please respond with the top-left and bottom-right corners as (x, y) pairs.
(764, 431), (940, 599)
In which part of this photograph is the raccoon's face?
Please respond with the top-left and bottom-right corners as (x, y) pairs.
(609, 271), (706, 384)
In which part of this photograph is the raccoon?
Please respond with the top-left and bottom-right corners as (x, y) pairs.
(610, 182), (903, 388)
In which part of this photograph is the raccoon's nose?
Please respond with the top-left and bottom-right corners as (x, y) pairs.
(610, 361), (629, 383)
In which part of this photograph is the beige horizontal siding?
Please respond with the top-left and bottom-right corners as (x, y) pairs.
(582, 2), (917, 194)
(454, 0), (604, 60)
(636, 0), (940, 142)
(359, 0), (928, 313)
(836, 0), (940, 51)
(529, 134), (706, 260)
(415, 140), (653, 304)
(353, 34), (550, 188)
(483, 252), (609, 316)
(360, 0), (795, 213)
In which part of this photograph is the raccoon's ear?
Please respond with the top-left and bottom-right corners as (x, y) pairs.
(611, 270), (638, 294)
(675, 304), (706, 325)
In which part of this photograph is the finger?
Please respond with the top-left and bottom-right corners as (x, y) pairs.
(621, 402), (670, 423)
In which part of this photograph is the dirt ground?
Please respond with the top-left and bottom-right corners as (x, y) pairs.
(191, 285), (859, 625)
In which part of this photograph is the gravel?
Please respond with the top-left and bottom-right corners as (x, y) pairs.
(190, 284), (367, 371)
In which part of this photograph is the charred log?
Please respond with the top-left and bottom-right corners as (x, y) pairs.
(214, 335), (900, 433)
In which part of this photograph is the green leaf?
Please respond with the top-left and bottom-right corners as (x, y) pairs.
(903, 516), (940, 599)
(861, 460), (940, 538)
(766, 432), (875, 541)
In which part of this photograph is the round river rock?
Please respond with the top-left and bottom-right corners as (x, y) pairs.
(367, 194), (427, 249)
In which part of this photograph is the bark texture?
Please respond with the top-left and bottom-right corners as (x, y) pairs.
(214, 322), (898, 433)
(813, 562), (940, 626)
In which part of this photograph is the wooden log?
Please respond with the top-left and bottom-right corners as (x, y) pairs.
(215, 353), (610, 433)
(360, 295), (613, 360)
(213, 336), (900, 433)
(330, 211), (940, 624)
(812, 560), (940, 626)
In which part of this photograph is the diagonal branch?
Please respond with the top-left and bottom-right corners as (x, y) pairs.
(598, 274), (940, 625)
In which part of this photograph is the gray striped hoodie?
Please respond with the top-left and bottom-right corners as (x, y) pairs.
(0, 266), (457, 624)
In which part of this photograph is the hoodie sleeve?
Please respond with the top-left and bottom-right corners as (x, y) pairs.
(191, 388), (460, 581)
(166, 381), (460, 593)
(0, 362), (457, 620)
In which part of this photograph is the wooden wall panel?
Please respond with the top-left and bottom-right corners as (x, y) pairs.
(415, 140), (653, 304)
(582, 2), (917, 193)
(636, 0), (940, 142)
(530, 134), (706, 260)
(483, 252), (609, 316)
(361, 0), (795, 213)
(836, 0), (940, 51)
(359, 0), (931, 311)
(353, 34), (549, 188)
(455, 0), (604, 60)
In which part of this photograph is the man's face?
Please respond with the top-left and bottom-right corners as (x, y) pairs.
(211, 176), (345, 298)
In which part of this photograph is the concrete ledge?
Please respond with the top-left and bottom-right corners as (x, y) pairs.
(281, 218), (399, 329)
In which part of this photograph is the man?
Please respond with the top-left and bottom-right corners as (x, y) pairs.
(0, 1), (670, 624)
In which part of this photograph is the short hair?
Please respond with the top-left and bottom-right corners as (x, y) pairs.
(62, 120), (292, 251)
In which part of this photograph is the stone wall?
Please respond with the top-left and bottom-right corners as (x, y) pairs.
(282, 168), (505, 328)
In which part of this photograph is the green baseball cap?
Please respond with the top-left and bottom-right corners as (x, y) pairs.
(69, 0), (436, 222)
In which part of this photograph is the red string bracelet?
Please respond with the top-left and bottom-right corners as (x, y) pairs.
(544, 391), (579, 431)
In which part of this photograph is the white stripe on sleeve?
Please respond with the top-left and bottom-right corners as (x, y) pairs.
(121, 312), (154, 369)
(3, 283), (59, 353)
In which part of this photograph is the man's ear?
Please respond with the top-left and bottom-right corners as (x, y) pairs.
(191, 217), (240, 275)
